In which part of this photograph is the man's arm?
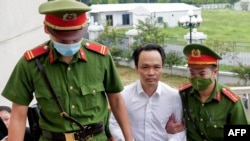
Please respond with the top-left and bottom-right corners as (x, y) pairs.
(167, 94), (186, 141)
(109, 111), (125, 141)
(107, 93), (134, 141)
(166, 114), (185, 134)
(7, 103), (28, 141)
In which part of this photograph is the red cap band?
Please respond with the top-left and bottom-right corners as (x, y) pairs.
(188, 54), (218, 65)
(45, 13), (87, 30)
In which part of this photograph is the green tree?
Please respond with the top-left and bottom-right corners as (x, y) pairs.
(165, 51), (184, 76)
(231, 64), (250, 86)
(119, 0), (134, 3)
(88, 0), (103, 4)
(205, 39), (234, 58)
(130, 14), (168, 50)
(95, 23), (125, 59)
(108, 0), (119, 3)
(228, 0), (240, 5)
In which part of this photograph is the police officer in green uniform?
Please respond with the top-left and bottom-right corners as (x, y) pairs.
(1, 0), (134, 141)
(178, 44), (249, 141)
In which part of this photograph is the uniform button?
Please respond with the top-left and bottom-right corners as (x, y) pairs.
(93, 89), (96, 94)
(184, 109), (186, 112)
(68, 67), (71, 71)
(201, 132), (204, 135)
(70, 86), (73, 90)
(201, 103), (205, 106)
(200, 118), (203, 121)
(187, 118), (190, 120)
(214, 125), (217, 128)
(72, 105), (75, 109)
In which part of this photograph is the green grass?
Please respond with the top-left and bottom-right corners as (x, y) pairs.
(167, 9), (250, 41)
(115, 9), (250, 72)
(219, 64), (236, 72)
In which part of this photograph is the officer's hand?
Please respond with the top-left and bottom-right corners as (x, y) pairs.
(165, 114), (185, 134)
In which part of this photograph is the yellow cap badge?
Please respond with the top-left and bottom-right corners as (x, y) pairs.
(63, 13), (77, 21)
(191, 49), (201, 58)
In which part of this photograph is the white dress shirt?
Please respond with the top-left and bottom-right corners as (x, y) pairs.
(109, 80), (186, 141)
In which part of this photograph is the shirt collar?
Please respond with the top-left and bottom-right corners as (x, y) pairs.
(136, 80), (161, 96)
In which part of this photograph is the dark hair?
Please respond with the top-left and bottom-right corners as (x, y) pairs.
(0, 106), (11, 113)
(132, 43), (166, 67)
(210, 65), (218, 70)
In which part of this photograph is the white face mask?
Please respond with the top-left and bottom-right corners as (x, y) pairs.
(53, 40), (82, 56)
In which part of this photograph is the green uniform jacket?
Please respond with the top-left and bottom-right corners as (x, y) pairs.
(179, 82), (249, 141)
(2, 39), (123, 141)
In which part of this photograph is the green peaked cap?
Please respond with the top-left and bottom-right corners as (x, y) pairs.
(39, 0), (91, 16)
(183, 44), (222, 59)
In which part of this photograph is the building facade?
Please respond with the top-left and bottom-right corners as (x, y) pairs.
(88, 3), (201, 28)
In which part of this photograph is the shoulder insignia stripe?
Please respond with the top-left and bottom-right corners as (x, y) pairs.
(179, 83), (192, 92)
(222, 88), (240, 103)
(85, 42), (108, 56)
(24, 45), (49, 61)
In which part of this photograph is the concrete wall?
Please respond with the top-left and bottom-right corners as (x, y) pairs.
(0, 0), (48, 106)
(0, 0), (46, 42)
(234, 1), (250, 11)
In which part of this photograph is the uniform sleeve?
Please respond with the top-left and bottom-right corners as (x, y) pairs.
(2, 56), (34, 105)
(109, 112), (125, 141)
(228, 99), (249, 124)
(103, 53), (123, 93)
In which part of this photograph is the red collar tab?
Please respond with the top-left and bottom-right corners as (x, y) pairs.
(216, 91), (221, 102)
(49, 49), (54, 63)
(79, 48), (87, 61)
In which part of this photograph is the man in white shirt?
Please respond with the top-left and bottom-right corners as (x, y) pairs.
(109, 43), (186, 141)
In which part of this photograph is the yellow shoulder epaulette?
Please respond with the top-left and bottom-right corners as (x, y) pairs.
(85, 42), (108, 56)
(179, 83), (192, 92)
(24, 45), (49, 61)
(222, 88), (240, 103)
